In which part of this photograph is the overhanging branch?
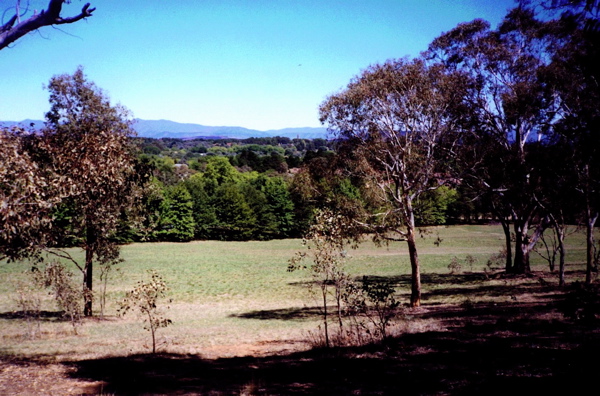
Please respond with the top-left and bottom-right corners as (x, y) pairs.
(0, 0), (95, 50)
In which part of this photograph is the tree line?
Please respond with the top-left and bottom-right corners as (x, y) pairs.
(124, 134), (461, 244)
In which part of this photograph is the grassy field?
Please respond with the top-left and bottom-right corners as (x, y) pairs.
(0, 224), (592, 363)
(1, 224), (599, 395)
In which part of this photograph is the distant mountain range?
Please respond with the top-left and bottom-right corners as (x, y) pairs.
(1, 119), (329, 140)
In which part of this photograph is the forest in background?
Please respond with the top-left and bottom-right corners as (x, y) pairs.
(121, 135), (463, 243)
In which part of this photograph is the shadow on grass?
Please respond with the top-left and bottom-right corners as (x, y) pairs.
(262, 272), (554, 323)
(232, 306), (323, 321)
(288, 272), (489, 290)
(57, 312), (600, 395)
(0, 310), (67, 321)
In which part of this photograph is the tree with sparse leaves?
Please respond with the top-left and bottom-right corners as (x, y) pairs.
(319, 58), (468, 307)
(118, 270), (172, 354)
(289, 209), (358, 347)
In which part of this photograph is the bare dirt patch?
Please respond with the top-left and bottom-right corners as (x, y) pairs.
(0, 360), (101, 396)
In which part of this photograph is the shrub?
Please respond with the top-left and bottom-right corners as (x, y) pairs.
(13, 274), (43, 339)
(448, 256), (462, 274)
(360, 277), (400, 341)
(39, 261), (85, 334)
(465, 254), (477, 272)
(118, 270), (172, 353)
(487, 248), (507, 271)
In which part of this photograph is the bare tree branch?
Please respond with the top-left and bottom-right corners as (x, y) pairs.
(0, 0), (95, 50)
(1, 15), (18, 34)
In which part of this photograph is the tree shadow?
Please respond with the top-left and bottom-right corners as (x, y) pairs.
(0, 310), (68, 321)
(232, 306), (323, 321)
(3, 276), (599, 395)
(60, 313), (599, 395)
(289, 272), (490, 290)
(265, 272), (553, 323)
(5, 272), (598, 394)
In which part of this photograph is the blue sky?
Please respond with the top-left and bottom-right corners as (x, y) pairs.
(1, 0), (516, 131)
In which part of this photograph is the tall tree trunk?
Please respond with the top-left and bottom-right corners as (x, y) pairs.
(513, 224), (528, 274)
(512, 215), (547, 274)
(558, 232), (566, 287)
(584, 164), (598, 285)
(585, 214), (598, 285)
(514, 240), (531, 273)
(406, 226), (421, 307)
(500, 219), (513, 272)
(322, 283), (329, 348)
(83, 226), (96, 317)
(513, 234), (532, 274)
(83, 247), (93, 317)
(548, 215), (566, 287)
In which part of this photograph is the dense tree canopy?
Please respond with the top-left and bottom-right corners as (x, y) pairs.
(0, 127), (58, 261)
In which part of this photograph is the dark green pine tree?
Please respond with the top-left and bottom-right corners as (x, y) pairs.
(183, 174), (218, 239)
(156, 184), (195, 242)
(262, 177), (295, 238)
(240, 181), (275, 240)
(212, 183), (257, 240)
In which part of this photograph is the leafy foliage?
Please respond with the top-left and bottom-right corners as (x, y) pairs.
(415, 186), (459, 226)
(156, 184), (195, 242)
(0, 128), (58, 261)
(360, 277), (400, 341)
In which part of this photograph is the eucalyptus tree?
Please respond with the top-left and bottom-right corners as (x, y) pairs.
(319, 58), (468, 307)
(40, 67), (141, 316)
(530, 142), (581, 285)
(428, 7), (566, 273)
(543, 2), (600, 283)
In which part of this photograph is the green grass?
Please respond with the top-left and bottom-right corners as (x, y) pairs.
(0, 225), (593, 361)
